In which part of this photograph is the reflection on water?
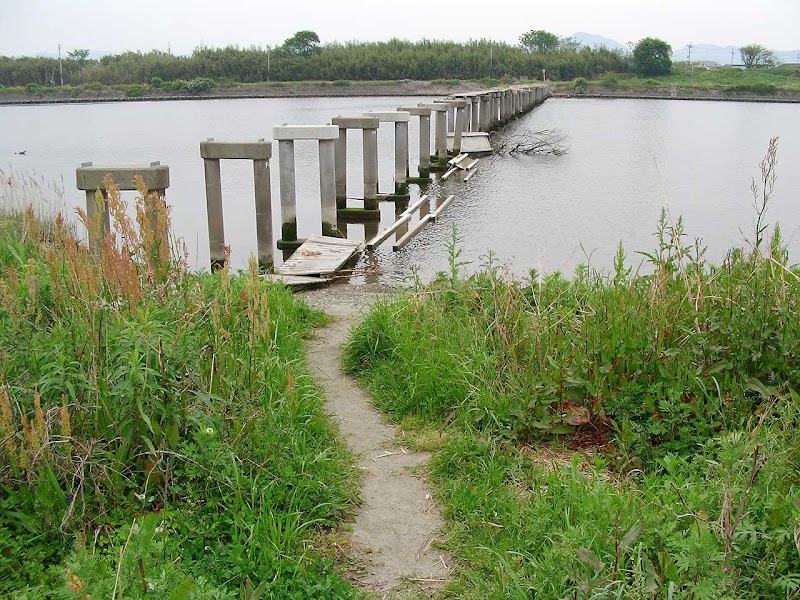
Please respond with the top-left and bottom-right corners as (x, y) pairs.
(1, 97), (798, 283)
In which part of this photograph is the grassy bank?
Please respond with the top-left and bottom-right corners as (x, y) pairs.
(0, 79), (492, 105)
(344, 141), (800, 597)
(0, 174), (358, 597)
(557, 64), (800, 99)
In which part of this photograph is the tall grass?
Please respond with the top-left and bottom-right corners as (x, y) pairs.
(345, 139), (800, 596)
(0, 172), (356, 597)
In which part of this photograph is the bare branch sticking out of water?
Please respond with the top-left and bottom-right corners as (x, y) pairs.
(491, 129), (567, 156)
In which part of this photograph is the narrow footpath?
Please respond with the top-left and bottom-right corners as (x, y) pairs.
(303, 288), (450, 596)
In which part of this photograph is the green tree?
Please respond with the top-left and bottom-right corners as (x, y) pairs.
(632, 37), (672, 76)
(558, 36), (582, 53)
(67, 48), (90, 63)
(281, 30), (321, 56)
(520, 30), (560, 53)
(739, 44), (776, 68)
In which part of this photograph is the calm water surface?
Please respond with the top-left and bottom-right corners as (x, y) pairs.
(1, 97), (798, 282)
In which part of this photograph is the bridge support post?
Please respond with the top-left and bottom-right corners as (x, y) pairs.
(273, 125), (340, 250)
(363, 111), (411, 197)
(332, 116), (381, 215)
(335, 127), (347, 208)
(76, 162), (170, 256)
(398, 105), (432, 179)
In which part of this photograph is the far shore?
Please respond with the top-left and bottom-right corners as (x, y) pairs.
(1, 80), (798, 106)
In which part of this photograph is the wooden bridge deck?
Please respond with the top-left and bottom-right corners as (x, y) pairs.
(274, 236), (361, 278)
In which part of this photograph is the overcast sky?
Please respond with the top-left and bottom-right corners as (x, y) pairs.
(1, 0), (798, 57)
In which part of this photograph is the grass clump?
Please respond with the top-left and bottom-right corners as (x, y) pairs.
(0, 172), (357, 597)
(344, 138), (800, 597)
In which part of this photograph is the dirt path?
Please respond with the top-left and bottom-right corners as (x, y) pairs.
(303, 287), (450, 596)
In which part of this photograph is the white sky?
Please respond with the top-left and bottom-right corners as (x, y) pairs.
(1, 0), (798, 56)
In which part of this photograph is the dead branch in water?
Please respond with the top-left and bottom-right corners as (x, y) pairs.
(491, 128), (567, 156)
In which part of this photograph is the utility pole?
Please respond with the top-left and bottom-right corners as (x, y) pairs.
(731, 47), (735, 65)
(267, 45), (271, 82)
(489, 46), (493, 75)
(57, 43), (64, 86)
(687, 42), (693, 75)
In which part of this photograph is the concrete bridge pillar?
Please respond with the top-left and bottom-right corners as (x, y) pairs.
(398, 105), (433, 178)
(273, 125), (340, 248)
(76, 162), (170, 256)
(332, 116), (381, 212)
(427, 103), (449, 163)
(318, 138), (337, 232)
(471, 97), (480, 132)
(446, 104), (455, 133)
(363, 127), (379, 204)
(363, 110), (412, 195)
(448, 99), (467, 155)
(198, 140), (273, 269)
(478, 94), (491, 131)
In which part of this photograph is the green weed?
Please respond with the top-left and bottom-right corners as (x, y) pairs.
(0, 171), (357, 596)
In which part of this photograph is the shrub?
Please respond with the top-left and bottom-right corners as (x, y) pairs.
(724, 82), (777, 95)
(24, 83), (41, 94)
(600, 72), (619, 89)
(573, 77), (588, 94)
(150, 76), (164, 88)
(124, 84), (146, 97)
(183, 77), (215, 93)
(162, 79), (187, 91)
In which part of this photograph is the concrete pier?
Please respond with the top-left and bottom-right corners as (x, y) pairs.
(331, 116), (381, 213)
(398, 105), (432, 179)
(199, 140), (273, 269)
(363, 111), (411, 196)
(76, 163), (170, 252)
(272, 125), (340, 248)
(447, 99), (467, 154)
(421, 103), (449, 165)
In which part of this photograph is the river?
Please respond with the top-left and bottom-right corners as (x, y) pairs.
(1, 96), (798, 282)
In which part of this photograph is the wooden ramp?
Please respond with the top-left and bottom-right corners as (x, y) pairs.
(274, 236), (361, 278)
(262, 273), (330, 290)
(447, 132), (493, 154)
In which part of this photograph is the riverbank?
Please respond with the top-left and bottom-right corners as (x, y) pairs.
(4, 80), (798, 106)
(344, 197), (800, 597)
(0, 80), (486, 106)
(552, 87), (800, 103)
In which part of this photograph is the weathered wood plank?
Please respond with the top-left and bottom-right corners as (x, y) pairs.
(399, 194), (430, 217)
(393, 214), (432, 251)
(430, 195), (456, 222)
(262, 274), (329, 290)
(366, 214), (411, 249)
(275, 235), (361, 277)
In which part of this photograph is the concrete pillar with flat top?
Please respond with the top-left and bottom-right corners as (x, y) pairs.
(273, 124), (340, 249)
(447, 99), (467, 154)
(398, 105), (432, 178)
(421, 103), (449, 165)
(332, 116), (381, 213)
(471, 97), (480, 132)
(362, 110), (411, 196)
(76, 163), (170, 254)
(199, 140), (273, 269)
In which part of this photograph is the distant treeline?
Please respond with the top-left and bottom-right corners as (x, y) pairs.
(0, 39), (630, 87)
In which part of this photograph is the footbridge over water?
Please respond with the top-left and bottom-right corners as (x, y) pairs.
(75, 84), (551, 284)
